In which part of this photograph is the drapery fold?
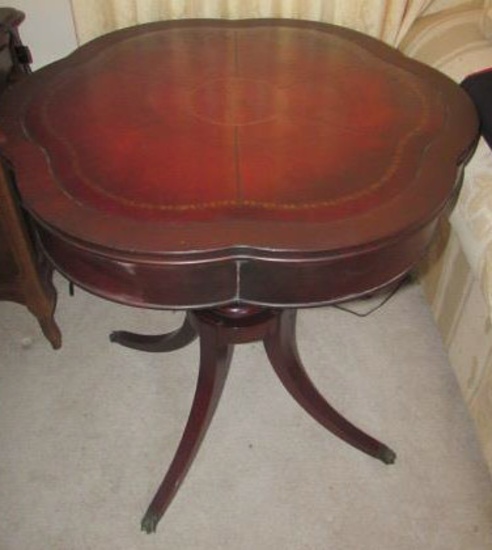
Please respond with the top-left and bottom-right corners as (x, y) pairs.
(69, 0), (434, 46)
(336, 0), (434, 44)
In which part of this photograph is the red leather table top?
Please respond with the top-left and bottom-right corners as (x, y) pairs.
(0, 19), (478, 308)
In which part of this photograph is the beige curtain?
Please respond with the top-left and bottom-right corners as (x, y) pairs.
(69, 0), (434, 46)
(337, 0), (434, 45)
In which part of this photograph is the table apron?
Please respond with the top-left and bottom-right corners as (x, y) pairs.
(36, 220), (437, 309)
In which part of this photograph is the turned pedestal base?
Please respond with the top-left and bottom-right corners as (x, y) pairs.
(111, 306), (396, 533)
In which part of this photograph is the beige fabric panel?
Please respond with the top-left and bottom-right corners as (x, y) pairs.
(420, 227), (492, 476)
(400, 7), (490, 79)
(69, 0), (433, 46)
(423, 0), (483, 16)
(400, 7), (492, 316)
(70, 0), (337, 43)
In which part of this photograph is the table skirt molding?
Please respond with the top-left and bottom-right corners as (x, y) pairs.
(36, 219), (439, 311)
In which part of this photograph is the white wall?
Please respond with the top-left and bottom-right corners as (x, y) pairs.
(8, 0), (78, 69)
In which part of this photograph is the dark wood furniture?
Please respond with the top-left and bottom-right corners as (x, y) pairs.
(0, 8), (61, 348)
(0, 8), (31, 85)
(0, 19), (478, 531)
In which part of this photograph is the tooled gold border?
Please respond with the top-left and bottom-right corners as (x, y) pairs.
(31, 27), (435, 213)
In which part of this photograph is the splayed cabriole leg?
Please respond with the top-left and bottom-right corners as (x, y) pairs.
(139, 307), (276, 533)
(264, 309), (396, 465)
(111, 305), (395, 533)
(109, 315), (197, 352)
(141, 316), (234, 533)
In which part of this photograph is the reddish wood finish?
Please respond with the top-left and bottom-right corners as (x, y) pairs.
(0, 8), (60, 349)
(0, 162), (61, 348)
(0, 19), (478, 532)
(139, 311), (234, 534)
(136, 307), (395, 533)
(0, 19), (477, 309)
(263, 309), (396, 464)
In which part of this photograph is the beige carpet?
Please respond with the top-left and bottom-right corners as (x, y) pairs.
(1, 274), (492, 549)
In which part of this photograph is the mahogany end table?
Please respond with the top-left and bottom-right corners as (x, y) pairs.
(0, 19), (478, 532)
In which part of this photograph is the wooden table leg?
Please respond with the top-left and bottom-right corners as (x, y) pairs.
(111, 306), (395, 533)
(264, 309), (396, 464)
(110, 315), (197, 352)
(140, 316), (233, 533)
